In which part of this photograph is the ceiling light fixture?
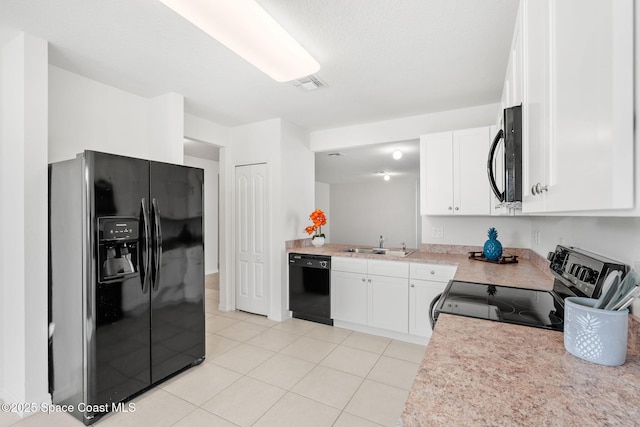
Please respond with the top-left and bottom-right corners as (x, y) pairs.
(159, 0), (320, 82)
(392, 150), (403, 160)
(384, 174), (391, 181)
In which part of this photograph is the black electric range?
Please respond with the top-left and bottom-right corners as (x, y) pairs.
(432, 245), (628, 331)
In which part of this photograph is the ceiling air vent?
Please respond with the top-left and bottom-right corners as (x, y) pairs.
(292, 74), (326, 91)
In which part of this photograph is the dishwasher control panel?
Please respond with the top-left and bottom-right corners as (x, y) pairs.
(289, 253), (331, 269)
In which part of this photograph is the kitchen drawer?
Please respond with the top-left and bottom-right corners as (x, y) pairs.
(410, 263), (457, 282)
(368, 259), (409, 278)
(331, 256), (368, 274)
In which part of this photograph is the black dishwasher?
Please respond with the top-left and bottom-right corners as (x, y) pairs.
(288, 253), (332, 325)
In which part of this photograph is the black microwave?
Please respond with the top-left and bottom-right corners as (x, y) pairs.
(487, 105), (522, 203)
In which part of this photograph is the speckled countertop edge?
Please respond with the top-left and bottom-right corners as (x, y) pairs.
(286, 239), (640, 355)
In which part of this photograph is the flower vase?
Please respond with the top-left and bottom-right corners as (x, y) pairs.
(311, 236), (325, 247)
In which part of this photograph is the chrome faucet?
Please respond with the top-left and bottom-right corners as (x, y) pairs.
(402, 242), (406, 252)
(379, 235), (385, 249)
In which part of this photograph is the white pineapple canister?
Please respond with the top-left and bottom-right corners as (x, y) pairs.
(564, 297), (629, 366)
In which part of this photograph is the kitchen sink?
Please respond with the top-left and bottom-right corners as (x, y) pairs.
(343, 248), (415, 257)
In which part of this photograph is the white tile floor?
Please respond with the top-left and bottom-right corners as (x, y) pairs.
(0, 276), (426, 427)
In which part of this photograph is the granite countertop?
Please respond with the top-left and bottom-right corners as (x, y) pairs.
(402, 314), (640, 427)
(288, 243), (554, 290)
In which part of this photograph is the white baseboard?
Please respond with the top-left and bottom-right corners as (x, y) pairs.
(333, 320), (430, 345)
(218, 302), (234, 312)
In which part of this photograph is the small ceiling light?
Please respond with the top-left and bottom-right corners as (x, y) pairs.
(384, 174), (391, 181)
(392, 150), (403, 160)
(159, 0), (320, 82)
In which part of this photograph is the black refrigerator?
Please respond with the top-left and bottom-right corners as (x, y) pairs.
(48, 150), (205, 425)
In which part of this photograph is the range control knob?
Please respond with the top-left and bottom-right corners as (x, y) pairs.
(578, 267), (593, 283)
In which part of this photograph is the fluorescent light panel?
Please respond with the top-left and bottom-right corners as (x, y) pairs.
(159, 0), (320, 82)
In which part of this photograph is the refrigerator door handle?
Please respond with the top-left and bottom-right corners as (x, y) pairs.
(140, 198), (152, 293)
(152, 198), (163, 290)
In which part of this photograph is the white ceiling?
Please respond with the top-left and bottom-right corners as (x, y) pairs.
(315, 139), (420, 184)
(0, 0), (518, 182)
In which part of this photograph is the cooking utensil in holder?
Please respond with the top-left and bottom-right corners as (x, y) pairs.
(564, 297), (628, 366)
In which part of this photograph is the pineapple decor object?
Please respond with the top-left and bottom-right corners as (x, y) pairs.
(575, 313), (604, 360)
(483, 227), (503, 261)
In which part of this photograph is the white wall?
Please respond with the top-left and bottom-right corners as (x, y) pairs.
(281, 120), (314, 241)
(330, 178), (419, 249)
(280, 120), (314, 316)
(315, 182), (330, 242)
(0, 32), (49, 409)
(310, 103), (500, 151)
(184, 113), (229, 147)
(223, 118), (281, 317)
(183, 155), (219, 274)
(222, 118), (314, 321)
(530, 216), (640, 265)
(421, 215), (532, 249)
(48, 66), (183, 164)
(149, 92), (184, 164)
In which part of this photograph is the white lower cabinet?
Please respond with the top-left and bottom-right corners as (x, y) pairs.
(331, 270), (367, 324)
(331, 257), (409, 334)
(408, 263), (457, 338)
(408, 279), (446, 337)
(331, 257), (457, 341)
(368, 275), (408, 333)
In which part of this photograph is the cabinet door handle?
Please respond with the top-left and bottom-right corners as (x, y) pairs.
(368, 279), (372, 283)
(454, 207), (459, 211)
(430, 270), (435, 275)
(532, 183), (549, 195)
(448, 206), (452, 210)
(361, 278), (366, 282)
(410, 284), (415, 288)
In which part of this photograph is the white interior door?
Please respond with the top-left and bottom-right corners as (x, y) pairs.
(235, 163), (268, 315)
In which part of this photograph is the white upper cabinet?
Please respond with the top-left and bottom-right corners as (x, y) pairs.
(420, 131), (454, 215)
(522, 0), (634, 213)
(501, 3), (523, 109)
(420, 127), (492, 216)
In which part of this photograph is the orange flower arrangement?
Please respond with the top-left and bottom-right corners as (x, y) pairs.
(305, 209), (327, 238)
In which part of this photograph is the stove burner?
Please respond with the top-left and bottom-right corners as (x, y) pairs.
(435, 280), (565, 331)
(434, 246), (628, 333)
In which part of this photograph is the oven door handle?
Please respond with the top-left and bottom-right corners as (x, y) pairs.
(429, 292), (443, 330)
